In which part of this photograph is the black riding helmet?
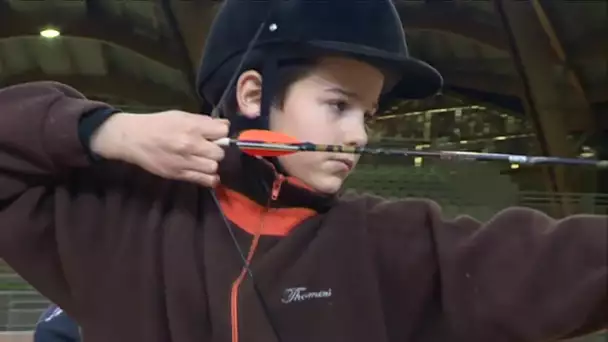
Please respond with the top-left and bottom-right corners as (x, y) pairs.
(196, 0), (444, 127)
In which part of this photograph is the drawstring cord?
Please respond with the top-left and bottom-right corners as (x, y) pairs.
(208, 172), (284, 342)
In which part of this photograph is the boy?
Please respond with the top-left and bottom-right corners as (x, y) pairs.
(0, 1), (606, 341)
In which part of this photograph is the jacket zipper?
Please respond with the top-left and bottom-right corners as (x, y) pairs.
(271, 174), (285, 201)
(230, 175), (285, 342)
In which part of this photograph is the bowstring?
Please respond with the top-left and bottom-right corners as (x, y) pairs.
(209, 20), (269, 119)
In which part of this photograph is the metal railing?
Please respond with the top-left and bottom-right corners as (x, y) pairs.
(0, 291), (49, 331)
(517, 191), (608, 215)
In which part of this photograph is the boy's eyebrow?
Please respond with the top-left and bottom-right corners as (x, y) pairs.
(325, 87), (379, 110)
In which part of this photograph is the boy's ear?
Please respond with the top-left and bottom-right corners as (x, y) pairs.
(236, 70), (262, 119)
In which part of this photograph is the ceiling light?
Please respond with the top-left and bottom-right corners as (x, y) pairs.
(40, 29), (60, 39)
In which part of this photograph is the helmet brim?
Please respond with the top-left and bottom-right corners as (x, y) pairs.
(306, 40), (443, 102)
(199, 41), (444, 114)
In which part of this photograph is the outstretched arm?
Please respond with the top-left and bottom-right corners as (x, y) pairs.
(432, 205), (606, 340)
(368, 198), (607, 341)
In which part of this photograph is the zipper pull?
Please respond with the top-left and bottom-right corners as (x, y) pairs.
(271, 174), (285, 201)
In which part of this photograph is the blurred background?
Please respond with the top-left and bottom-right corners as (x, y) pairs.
(0, 0), (606, 340)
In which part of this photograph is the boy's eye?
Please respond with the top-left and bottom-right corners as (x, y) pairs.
(328, 100), (349, 112)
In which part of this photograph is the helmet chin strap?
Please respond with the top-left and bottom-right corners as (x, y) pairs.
(259, 55), (277, 120)
(231, 55), (291, 176)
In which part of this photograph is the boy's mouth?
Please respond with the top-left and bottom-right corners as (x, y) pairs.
(328, 157), (354, 171)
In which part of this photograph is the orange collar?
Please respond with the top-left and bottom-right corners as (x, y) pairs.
(215, 148), (336, 236)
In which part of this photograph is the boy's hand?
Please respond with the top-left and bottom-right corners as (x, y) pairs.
(90, 111), (229, 187)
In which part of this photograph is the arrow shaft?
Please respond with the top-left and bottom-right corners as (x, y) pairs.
(215, 138), (608, 168)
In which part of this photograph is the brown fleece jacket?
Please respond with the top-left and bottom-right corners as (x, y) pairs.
(0, 81), (606, 342)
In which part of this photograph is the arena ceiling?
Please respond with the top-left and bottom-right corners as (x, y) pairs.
(0, 0), (605, 113)
(1, 0), (606, 201)
(0, 1), (606, 137)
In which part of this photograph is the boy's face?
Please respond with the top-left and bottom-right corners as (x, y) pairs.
(237, 56), (385, 194)
(273, 57), (384, 194)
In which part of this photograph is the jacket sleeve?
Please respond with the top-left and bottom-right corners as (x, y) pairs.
(0, 81), (115, 197)
(367, 197), (607, 341)
(0, 81), (117, 315)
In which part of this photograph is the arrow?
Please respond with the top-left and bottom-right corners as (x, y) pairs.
(214, 129), (608, 168)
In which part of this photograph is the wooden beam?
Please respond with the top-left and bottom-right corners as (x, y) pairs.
(531, 0), (592, 130)
(496, 0), (583, 215)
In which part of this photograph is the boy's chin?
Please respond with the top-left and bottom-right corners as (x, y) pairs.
(305, 175), (345, 195)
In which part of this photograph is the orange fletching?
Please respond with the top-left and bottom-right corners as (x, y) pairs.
(238, 130), (299, 144)
(243, 149), (292, 157)
(237, 130), (299, 157)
